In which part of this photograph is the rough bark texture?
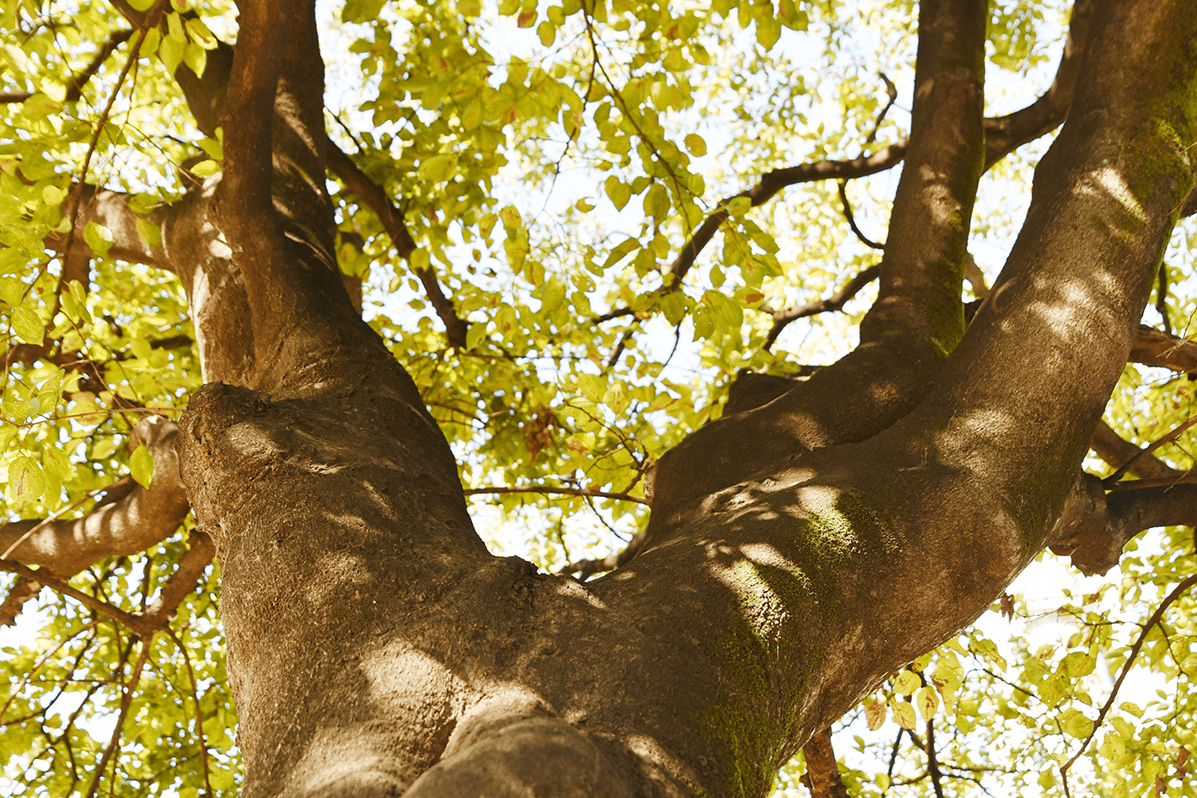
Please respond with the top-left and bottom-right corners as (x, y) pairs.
(16, 0), (1196, 796)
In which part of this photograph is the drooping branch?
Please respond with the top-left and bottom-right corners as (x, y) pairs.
(1059, 573), (1197, 782)
(982, 0), (1093, 166)
(326, 142), (469, 348)
(838, 181), (885, 250)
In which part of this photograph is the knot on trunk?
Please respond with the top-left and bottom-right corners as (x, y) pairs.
(1047, 472), (1122, 575)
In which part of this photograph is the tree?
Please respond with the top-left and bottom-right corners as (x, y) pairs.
(2, 0), (1196, 795)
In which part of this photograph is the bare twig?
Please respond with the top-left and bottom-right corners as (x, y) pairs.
(1090, 420), (1179, 481)
(166, 626), (215, 798)
(1156, 263), (1172, 335)
(837, 181), (884, 250)
(463, 485), (647, 505)
(85, 638), (151, 798)
(926, 717), (945, 798)
(1103, 415), (1197, 487)
(763, 266), (880, 350)
(1129, 324), (1197, 373)
(559, 528), (647, 579)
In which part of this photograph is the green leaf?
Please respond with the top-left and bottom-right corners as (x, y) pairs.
(892, 701), (917, 730)
(684, 133), (707, 156)
(191, 160), (220, 177)
(183, 40), (207, 77)
(83, 221), (114, 256)
(41, 184), (68, 206)
(577, 374), (606, 402)
(184, 18), (219, 49)
(893, 669), (920, 696)
(159, 26), (186, 75)
(418, 153), (457, 183)
(135, 217), (162, 247)
(130, 443), (154, 488)
(605, 176), (631, 210)
(465, 321), (487, 351)
(1061, 708), (1094, 739)
(11, 304), (45, 345)
(7, 454), (46, 505)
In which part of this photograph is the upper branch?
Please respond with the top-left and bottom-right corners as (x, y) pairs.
(857, 0), (987, 352)
(326, 142), (470, 348)
(983, 0), (1094, 166)
(905, 0), (1197, 552)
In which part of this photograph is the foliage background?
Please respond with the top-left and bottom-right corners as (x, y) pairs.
(0, 0), (1194, 795)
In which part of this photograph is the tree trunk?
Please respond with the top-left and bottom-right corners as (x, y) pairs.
(148, 0), (1197, 796)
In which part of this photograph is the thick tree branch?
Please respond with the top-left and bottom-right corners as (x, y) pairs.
(44, 185), (170, 266)
(857, 0), (986, 351)
(1051, 470), (1197, 575)
(1104, 415), (1197, 486)
(0, 416), (190, 578)
(1129, 324), (1197, 373)
(597, 0), (1088, 326)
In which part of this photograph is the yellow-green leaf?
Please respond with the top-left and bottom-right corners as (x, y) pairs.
(916, 685), (939, 721)
(892, 701), (917, 730)
(893, 670), (920, 696)
(83, 221), (114, 256)
(130, 443), (154, 488)
(11, 304), (45, 345)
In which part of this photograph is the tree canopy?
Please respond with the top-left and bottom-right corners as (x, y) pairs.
(2, 0), (1196, 796)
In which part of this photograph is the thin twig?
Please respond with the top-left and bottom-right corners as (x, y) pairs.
(85, 638), (151, 798)
(463, 485), (647, 505)
(1060, 574), (1197, 775)
(0, 29), (134, 105)
(167, 626), (214, 798)
(838, 181), (884, 249)
(1104, 415), (1197, 487)
(763, 266), (880, 350)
